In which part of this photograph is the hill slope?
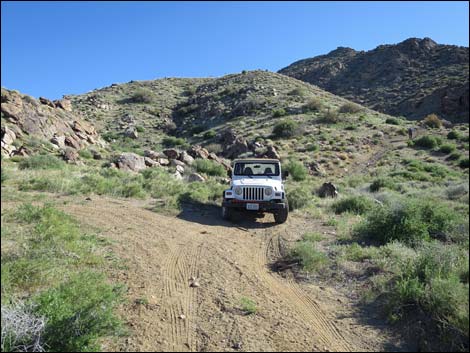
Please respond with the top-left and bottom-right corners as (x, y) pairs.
(279, 37), (469, 123)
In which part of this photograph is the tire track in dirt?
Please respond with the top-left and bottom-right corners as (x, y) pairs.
(162, 241), (203, 352)
(255, 228), (352, 352)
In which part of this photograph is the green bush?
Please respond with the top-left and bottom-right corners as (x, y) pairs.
(284, 160), (307, 181)
(414, 135), (442, 149)
(381, 242), (468, 348)
(370, 177), (396, 192)
(332, 195), (375, 215)
(385, 117), (401, 125)
(448, 152), (462, 161)
(289, 234), (328, 272)
(423, 114), (442, 128)
(447, 130), (461, 140)
(272, 108), (287, 117)
(162, 136), (188, 148)
(34, 272), (122, 352)
(287, 185), (311, 210)
(354, 198), (460, 246)
(19, 154), (64, 170)
(135, 125), (145, 133)
(459, 158), (469, 169)
(272, 119), (298, 138)
(78, 149), (93, 159)
(303, 98), (323, 112)
(339, 102), (362, 114)
(203, 130), (217, 139)
(439, 143), (457, 154)
(194, 159), (226, 177)
(288, 87), (307, 97)
(319, 109), (340, 124)
(130, 88), (155, 103)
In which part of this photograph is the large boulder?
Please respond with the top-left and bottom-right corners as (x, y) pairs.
(53, 98), (72, 111)
(124, 127), (138, 139)
(223, 137), (249, 159)
(62, 148), (80, 164)
(144, 149), (165, 160)
(39, 97), (55, 108)
(178, 151), (195, 165)
(115, 152), (146, 172)
(144, 157), (160, 167)
(263, 145), (281, 160)
(163, 148), (179, 160)
(318, 182), (339, 198)
(188, 173), (205, 182)
(188, 145), (210, 159)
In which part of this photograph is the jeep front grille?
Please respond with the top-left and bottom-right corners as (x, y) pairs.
(243, 187), (264, 201)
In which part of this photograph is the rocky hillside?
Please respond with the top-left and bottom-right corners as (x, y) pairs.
(1, 88), (106, 163)
(279, 37), (469, 123)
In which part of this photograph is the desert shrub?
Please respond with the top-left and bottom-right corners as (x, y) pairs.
(303, 97), (323, 112)
(284, 160), (307, 181)
(162, 136), (188, 148)
(459, 158), (469, 169)
(448, 152), (462, 161)
(385, 117), (401, 125)
(370, 177), (397, 192)
(19, 154), (64, 170)
(414, 135), (442, 149)
(447, 130), (461, 140)
(194, 159), (226, 177)
(78, 149), (93, 159)
(423, 114), (442, 129)
(354, 198), (460, 246)
(288, 87), (307, 97)
(332, 195), (375, 215)
(336, 243), (380, 262)
(381, 242), (468, 349)
(319, 109), (340, 124)
(305, 143), (319, 152)
(272, 108), (286, 118)
(287, 185), (311, 210)
(339, 102), (362, 114)
(289, 234), (328, 272)
(239, 297), (257, 315)
(135, 125), (145, 133)
(34, 272), (122, 352)
(205, 143), (223, 154)
(203, 130), (217, 139)
(439, 143), (457, 154)
(178, 180), (225, 205)
(1, 303), (46, 352)
(272, 119), (298, 138)
(130, 88), (155, 103)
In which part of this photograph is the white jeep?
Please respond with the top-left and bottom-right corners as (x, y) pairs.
(222, 159), (289, 224)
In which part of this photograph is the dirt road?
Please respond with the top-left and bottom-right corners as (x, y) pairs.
(62, 197), (390, 352)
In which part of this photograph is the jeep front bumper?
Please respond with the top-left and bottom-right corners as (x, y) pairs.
(222, 199), (287, 211)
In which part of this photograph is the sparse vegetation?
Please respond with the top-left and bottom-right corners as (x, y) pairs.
(413, 135), (442, 149)
(18, 154), (64, 170)
(423, 114), (442, 129)
(272, 119), (298, 138)
(332, 195), (375, 215)
(194, 159), (226, 177)
(284, 160), (307, 181)
(239, 297), (257, 315)
(339, 102), (362, 114)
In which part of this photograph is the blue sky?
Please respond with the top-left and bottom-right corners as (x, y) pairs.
(1, 1), (469, 99)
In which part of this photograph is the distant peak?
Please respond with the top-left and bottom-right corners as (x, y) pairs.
(397, 37), (438, 51)
(327, 46), (357, 56)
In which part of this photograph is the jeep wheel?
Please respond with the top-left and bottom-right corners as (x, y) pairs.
(274, 201), (289, 224)
(221, 206), (232, 221)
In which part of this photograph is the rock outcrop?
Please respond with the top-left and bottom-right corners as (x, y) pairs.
(279, 38), (469, 122)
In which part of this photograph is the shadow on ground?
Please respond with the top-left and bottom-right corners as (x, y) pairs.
(176, 201), (278, 229)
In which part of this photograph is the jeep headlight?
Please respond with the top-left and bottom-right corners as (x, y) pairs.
(234, 186), (242, 195)
(264, 187), (273, 196)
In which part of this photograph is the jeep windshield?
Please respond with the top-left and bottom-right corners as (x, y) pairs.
(233, 162), (280, 176)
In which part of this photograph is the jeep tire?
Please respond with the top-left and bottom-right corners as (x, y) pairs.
(222, 205), (232, 221)
(274, 201), (289, 224)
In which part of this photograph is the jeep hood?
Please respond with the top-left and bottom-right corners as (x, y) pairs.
(232, 178), (283, 190)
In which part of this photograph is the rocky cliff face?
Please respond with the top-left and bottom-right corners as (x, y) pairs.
(279, 38), (469, 122)
(1, 88), (105, 160)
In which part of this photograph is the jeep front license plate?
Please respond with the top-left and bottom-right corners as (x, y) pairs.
(246, 203), (259, 211)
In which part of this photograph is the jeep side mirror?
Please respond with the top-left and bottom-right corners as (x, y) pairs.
(282, 171), (289, 179)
